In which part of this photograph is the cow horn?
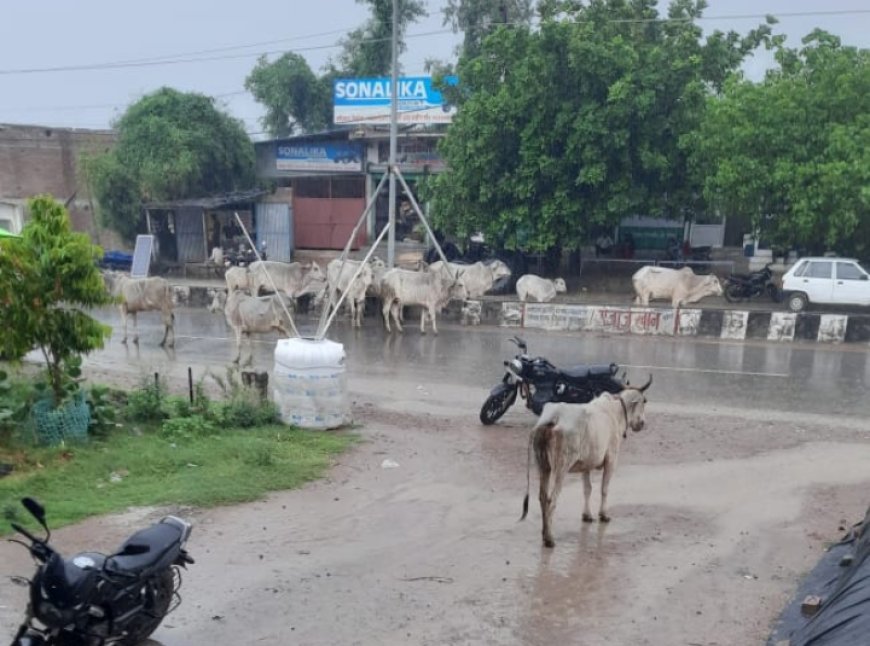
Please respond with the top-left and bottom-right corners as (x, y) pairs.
(638, 374), (653, 392)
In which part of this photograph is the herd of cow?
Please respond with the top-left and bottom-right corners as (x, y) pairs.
(100, 259), (725, 363)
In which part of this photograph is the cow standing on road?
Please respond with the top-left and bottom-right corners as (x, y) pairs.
(103, 271), (176, 348)
(521, 377), (652, 548)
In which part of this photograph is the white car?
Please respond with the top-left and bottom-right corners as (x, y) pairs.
(781, 257), (870, 312)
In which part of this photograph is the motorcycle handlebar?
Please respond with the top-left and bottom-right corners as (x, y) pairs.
(10, 522), (39, 544)
(10, 523), (52, 562)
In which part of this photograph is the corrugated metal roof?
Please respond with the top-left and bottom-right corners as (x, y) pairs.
(143, 189), (268, 211)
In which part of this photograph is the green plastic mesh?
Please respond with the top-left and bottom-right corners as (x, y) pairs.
(32, 393), (91, 446)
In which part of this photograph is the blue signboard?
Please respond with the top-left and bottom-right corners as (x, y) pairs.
(333, 76), (458, 125)
(275, 141), (363, 173)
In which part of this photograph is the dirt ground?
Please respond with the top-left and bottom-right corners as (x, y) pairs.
(2, 371), (869, 645)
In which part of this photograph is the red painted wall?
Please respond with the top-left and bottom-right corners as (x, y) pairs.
(293, 196), (367, 250)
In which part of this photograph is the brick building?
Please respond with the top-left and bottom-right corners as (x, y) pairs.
(0, 123), (121, 247)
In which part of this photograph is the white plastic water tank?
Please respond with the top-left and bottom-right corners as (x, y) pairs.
(273, 338), (352, 429)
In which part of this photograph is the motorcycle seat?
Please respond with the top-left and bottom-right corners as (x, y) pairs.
(559, 364), (616, 382)
(110, 522), (183, 574)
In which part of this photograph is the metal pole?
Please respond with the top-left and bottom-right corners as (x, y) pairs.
(387, 0), (399, 268)
(394, 169), (456, 278)
(315, 172), (389, 333)
(317, 220), (392, 340)
(234, 212), (300, 338)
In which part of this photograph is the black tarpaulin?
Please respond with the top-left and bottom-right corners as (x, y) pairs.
(769, 505), (870, 645)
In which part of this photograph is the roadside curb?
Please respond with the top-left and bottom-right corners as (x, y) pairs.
(169, 284), (869, 344)
(464, 300), (868, 345)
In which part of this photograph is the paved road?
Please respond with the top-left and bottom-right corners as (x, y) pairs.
(3, 309), (869, 645)
(82, 307), (870, 420)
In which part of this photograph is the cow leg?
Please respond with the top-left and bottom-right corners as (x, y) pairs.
(120, 306), (128, 344)
(131, 312), (139, 345)
(381, 299), (391, 332)
(160, 308), (174, 347)
(430, 305), (438, 336)
(538, 466), (554, 548)
(232, 327), (243, 363)
(582, 471), (595, 522)
(243, 333), (254, 367)
(599, 456), (616, 522)
(391, 302), (404, 333)
(420, 308), (427, 334)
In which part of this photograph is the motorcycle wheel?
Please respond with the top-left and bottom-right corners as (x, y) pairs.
(479, 389), (516, 425)
(723, 282), (744, 303)
(118, 570), (175, 645)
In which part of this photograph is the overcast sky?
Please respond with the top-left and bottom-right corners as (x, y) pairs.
(0, 0), (866, 136)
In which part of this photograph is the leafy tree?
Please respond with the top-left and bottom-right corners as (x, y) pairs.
(337, 0), (427, 77)
(0, 196), (112, 404)
(245, 53), (333, 137)
(687, 31), (870, 255)
(443, 0), (534, 59)
(85, 88), (255, 242)
(428, 0), (774, 252)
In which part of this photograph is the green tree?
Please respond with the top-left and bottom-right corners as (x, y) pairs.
(245, 53), (333, 137)
(443, 0), (534, 59)
(0, 196), (112, 404)
(85, 88), (255, 242)
(687, 31), (870, 255)
(428, 0), (773, 252)
(337, 0), (427, 76)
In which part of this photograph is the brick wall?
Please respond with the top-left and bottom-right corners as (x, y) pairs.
(0, 123), (122, 248)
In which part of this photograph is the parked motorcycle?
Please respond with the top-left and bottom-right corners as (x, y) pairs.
(479, 336), (626, 425)
(8, 497), (194, 645)
(723, 263), (780, 303)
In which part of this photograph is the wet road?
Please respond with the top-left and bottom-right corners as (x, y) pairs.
(82, 306), (870, 420)
(3, 308), (870, 645)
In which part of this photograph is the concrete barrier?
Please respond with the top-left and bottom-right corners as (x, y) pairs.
(170, 283), (870, 344)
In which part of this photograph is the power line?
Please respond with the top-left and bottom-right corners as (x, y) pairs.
(0, 90), (248, 114)
(0, 29), (453, 76)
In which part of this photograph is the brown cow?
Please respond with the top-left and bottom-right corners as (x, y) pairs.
(521, 377), (652, 548)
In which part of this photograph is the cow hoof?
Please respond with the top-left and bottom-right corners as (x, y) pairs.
(133, 338), (140, 345)
(543, 537), (555, 549)
(599, 513), (611, 523)
(121, 338), (128, 345)
(582, 513), (595, 523)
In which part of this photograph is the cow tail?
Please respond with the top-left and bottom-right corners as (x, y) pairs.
(520, 430), (534, 521)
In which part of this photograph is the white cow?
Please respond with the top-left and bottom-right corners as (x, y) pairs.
(224, 266), (250, 293)
(248, 260), (325, 298)
(325, 258), (375, 327)
(103, 272), (175, 347)
(429, 259), (512, 299)
(223, 290), (293, 364)
(380, 265), (467, 335)
(521, 377), (652, 548)
(632, 266), (723, 308)
(516, 275), (567, 303)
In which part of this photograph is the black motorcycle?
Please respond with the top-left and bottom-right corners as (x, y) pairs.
(723, 263), (780, 303)
(479, 336), (626, 425)
(9, 497), (194, 645)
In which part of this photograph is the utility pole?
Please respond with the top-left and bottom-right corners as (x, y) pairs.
(387, 0), (399, 268)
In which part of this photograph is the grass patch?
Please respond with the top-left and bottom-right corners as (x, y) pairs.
(0, 424), (355, 532)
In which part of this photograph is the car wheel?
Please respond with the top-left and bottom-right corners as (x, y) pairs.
(787, 292), (807, 312)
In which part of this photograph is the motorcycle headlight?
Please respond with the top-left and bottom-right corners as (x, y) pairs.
(509, 359), (523, 375)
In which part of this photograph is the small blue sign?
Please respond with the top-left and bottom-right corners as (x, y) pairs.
(275, 141), (363, 173)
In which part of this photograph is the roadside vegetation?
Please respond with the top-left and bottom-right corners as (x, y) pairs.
(0, 368), (354, 532)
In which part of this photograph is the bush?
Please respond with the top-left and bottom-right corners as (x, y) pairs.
(124, 377), (166, 422)
(160, 414), (218, 442)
